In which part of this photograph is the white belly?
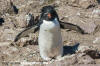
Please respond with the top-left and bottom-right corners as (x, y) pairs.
(38, 19), (63, 57)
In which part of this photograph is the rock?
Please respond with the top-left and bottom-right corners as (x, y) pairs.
(95, 59), (100, 64)
(6, 0), (18, 14)
(15, 37), (31, 47)
(0, 42), (11, 46)
(67, 0), (97, 9)
(77, 46), (91, 52)
(15, 13), (27, 28)
(63, 16), (97, 33)
(68, 0), (79, 7)
(79, 20), (96, 33)
(18, 0), (39, 14)
(3, 21), (16, 29)
(39, 0), (55, 5)
(79, 0), (90, 8)
(15, 33), (38, 47)
(0, 0), (9, 15)
(0, 29), (18, 42)
(59, 5), (97, 34)
(79, 0), (96, 9)
(93, 37), (100, 44)
(78, 55), (95, 64)
(0, 0), (18, 15)
(97, 0), (100, 3)
(92, 9), (100, 15)
(84, 50), (100, 59)
(15, 13), (35, 28)
(2, 14), (17, 29)
(92, 9), (100, 18)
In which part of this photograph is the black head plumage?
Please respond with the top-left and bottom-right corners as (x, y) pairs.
(40, 5), (59, 21)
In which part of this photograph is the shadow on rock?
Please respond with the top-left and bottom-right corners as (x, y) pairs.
(97, 0), (100, 4)
(10, 0), (19, 14)
(84, 50), (100, 59)
(0, 18), (4, 25)
(63, 43), (80, 56)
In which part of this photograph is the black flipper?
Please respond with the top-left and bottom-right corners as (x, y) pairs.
(14, 25), (39, 42)
(60, 22), (86, 34)
(14, 12), (43, 42)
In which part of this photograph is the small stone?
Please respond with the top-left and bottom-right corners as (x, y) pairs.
(77, 46), (91, 52)
(93, 37), (100, 43)
(92, 9), (100, 18)
(16, 37), (31, 47)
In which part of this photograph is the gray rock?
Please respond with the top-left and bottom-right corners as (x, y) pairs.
(15, 13), (27, 28)
(78, 55), (95, 64)
(62, 16), (97, 33)
(0, 0), (18, 15)
(0, 29), (18, 42)
(0, 42), (12, 46)
(93, 37), (100, 44)
(67, 0), (97, 9)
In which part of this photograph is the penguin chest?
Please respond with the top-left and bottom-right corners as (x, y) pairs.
(38, 19), (62, 50)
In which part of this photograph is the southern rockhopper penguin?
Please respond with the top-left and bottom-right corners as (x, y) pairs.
(38, 6), (63, 60)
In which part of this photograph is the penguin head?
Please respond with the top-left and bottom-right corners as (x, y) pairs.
(40, 5), (58, 21)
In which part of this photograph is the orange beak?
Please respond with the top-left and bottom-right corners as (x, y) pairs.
(47, 13), (51, 18)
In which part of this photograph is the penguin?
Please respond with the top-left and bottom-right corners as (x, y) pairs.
(14, 5), (63, 61)
(38, 6), (63, 60)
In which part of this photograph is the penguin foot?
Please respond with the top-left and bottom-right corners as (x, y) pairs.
(42, 57), (52, 61)
(56, 55), (62, 60)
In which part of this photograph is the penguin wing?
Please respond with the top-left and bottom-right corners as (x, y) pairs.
(60, 21), (86, 34)
(14, 25), (39, 42)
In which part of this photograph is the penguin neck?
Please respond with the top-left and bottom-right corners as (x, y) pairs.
(40, 18), (60, 31)
(42, 18), (59, 24)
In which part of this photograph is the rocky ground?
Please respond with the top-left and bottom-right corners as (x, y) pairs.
(0, 0), (100, 66)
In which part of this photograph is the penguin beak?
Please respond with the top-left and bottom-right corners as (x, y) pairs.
(47, 13), (51, 19)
